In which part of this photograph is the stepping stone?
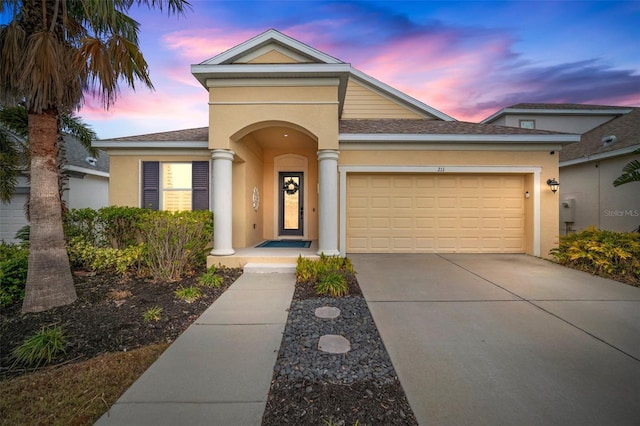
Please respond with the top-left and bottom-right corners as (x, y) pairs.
(318, 334), (351, 354)
(315, 306), (341, 319)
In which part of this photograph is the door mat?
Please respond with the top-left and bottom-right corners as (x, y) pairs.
(256, 240), (311, 248)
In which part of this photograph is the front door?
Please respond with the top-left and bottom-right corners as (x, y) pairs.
(279, 172), (303, 236)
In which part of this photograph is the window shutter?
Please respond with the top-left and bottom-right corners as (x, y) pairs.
(142, 161), (159, 210)
(192, 161), (209, 211)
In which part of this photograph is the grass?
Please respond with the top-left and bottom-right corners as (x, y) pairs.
(198, 266), (224, 288)
(174, 285), (202, 303)
(142, 306), (163, 323)
(12, 325), (67, 368)
(0, 344), (168, 426)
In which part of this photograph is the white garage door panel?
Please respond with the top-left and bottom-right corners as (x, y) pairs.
(347, 174), (525, 253)
(0, 194), (29, 243)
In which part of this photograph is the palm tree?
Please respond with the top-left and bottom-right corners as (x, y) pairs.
(0, 0), (190, 313)
(613, 149), (640, 187)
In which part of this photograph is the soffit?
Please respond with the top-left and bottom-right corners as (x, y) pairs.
(248, 126), (316, 149)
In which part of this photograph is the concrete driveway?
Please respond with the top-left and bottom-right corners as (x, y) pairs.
(350, 254), (640, 426)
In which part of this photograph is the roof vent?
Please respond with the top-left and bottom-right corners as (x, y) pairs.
(601, 135), (617, 147)
(85, 156), (97, 166)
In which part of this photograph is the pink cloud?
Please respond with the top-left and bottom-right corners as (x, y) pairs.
(80, 85), (208, 138)
(161, 28), (260, 63)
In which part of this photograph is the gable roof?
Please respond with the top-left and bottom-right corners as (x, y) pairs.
(2, 126), (108, 175)
(560, 107), (640, 165)
(93, 127), (209, 149)
(339, 119), (578, 144)
(482, 103), (633, 123)
(64, 135), (109, 175)
(94, 119), (578, 149)
(191, 29), (454, 121)
(200, 29), (342, 65)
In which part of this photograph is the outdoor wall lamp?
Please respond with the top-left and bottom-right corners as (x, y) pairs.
(546, 178), (559, 194)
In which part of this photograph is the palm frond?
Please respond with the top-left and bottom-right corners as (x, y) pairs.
(19, 30), (83, 113)
(0, 21), (27, 104)
(0, 128), (20, 202)
(613, 170), (640, 187)
(621, 159), (640, 174)
(60, 112), (98, 156)
(138, 0), (193, 15)
(0, 104), (29, 137)
(613, 149), (640, 187)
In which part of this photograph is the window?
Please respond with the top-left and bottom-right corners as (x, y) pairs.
(519, 119), (535, 129)
(142, 161), (209, 211)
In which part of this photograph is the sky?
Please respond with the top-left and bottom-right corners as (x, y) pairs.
(6, 1), (640, 139)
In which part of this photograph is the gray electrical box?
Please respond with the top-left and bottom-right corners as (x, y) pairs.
(561, 198), (575, 223)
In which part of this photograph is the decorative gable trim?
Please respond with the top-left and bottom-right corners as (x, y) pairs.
(239, 46), (311, 64)
(199, 29), (343, 65)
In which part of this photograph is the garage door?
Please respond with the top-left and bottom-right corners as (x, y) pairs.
(347, 174), (525, 253)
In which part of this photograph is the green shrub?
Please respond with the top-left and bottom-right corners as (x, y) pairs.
(65, 207), (213, 281)
(296, 254), (355, 297)
(0, 243), (29, 306)
(143, 306), (163, 323)
(296, 255), (317, 282)
(65, 206), (148, 249)
(99, 206), (147, 249)
(315, 271), (348, 297)
(199, 266), (223, 288)
(174, 286), (202, 303)
(64, 208), (104, 246)
(66, 237), (143, 275)
(140, 210), (213, 281)
(550, 226), (640, 285)
(12, 325), (67, 367)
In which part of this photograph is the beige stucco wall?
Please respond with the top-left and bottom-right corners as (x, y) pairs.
(560, 154), (640, 234)
(208, 85), (339, 150)
(230, 134), (265, 248)
(339, 149), (560, 257)
(107, 153), (211, 208)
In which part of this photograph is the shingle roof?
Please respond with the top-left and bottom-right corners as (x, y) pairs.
(508, 103), (632, 111)
(64, 135), (109, 173)
(101, 127), (208, 142)
(339, 119), (563, 135)
(560, 108), (640, 162)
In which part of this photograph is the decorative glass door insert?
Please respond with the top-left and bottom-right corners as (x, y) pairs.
(279, 172), (303, 236)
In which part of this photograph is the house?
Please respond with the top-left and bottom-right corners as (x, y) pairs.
(93, 29), (578, 265)
(483, 104), (640, 234)
(0, 134), (110, 243)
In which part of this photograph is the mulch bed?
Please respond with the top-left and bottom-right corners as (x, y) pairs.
(0, 267), (242, 380)
(261, 273), (418, 425)
(2, 265), (417, 425)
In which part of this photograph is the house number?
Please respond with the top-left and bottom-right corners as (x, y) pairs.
(437, 167), (445, 172)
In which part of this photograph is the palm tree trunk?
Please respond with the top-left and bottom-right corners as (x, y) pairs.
(21, 109), (77, 313)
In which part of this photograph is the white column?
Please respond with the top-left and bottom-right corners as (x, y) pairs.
(210, 149), (235, 256)
(317, 150), (340, 256)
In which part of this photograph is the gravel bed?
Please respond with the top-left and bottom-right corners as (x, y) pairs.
(273, 296), (398, 385)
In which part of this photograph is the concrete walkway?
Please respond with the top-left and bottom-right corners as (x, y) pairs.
(95, 266), (296, 426)
(351, 253), (640, 426)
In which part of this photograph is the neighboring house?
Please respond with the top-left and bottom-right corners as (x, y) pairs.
(0, 134), (110, 243)
(483, 104), (640, 234)
(94, 29), (578, 262)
